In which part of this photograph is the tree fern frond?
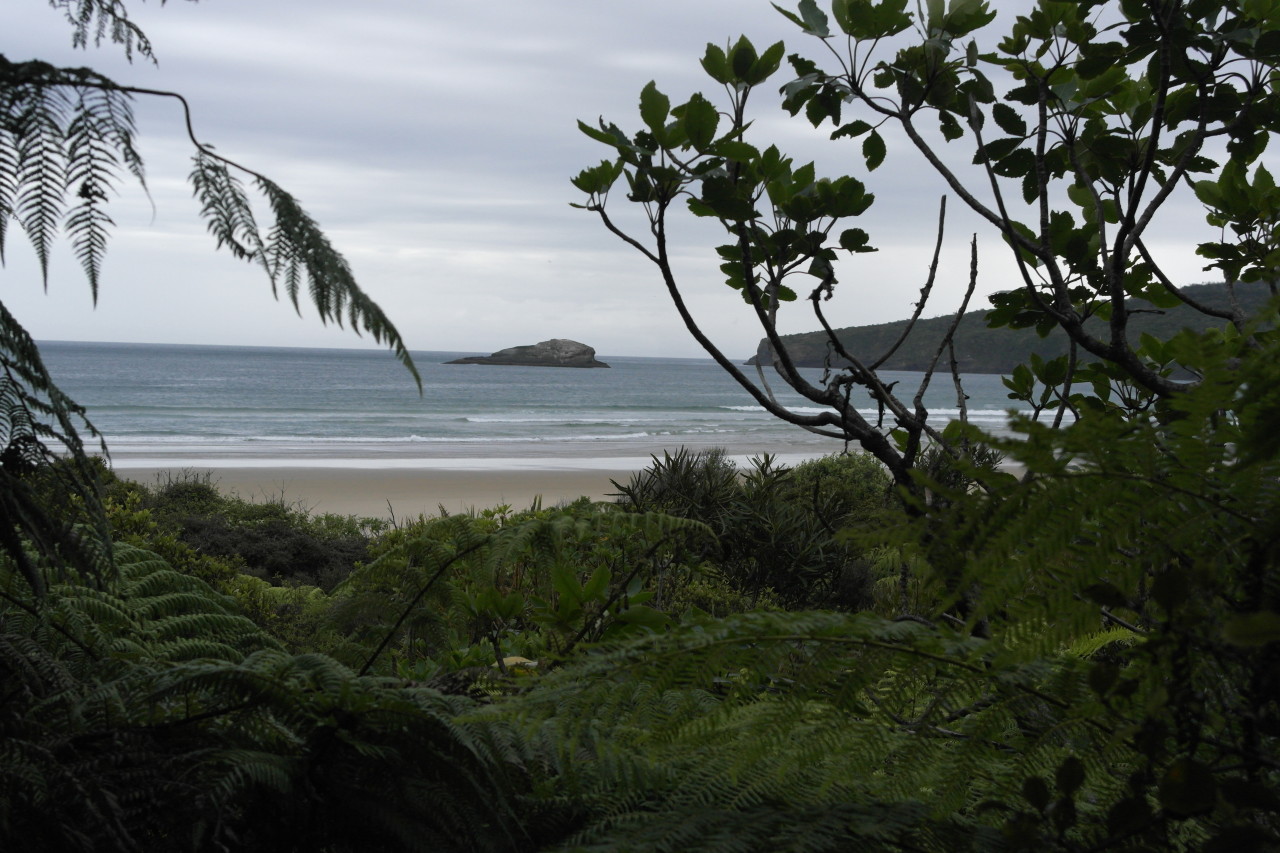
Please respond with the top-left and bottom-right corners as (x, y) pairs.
(254, 176), (420, 388)
(64, 86), (134, 300)
(49, 0), (164, 62)
(0, 304), (109, 591)
(12, 82), (69, 288)
(488, 603), (1167, 850)
(189, 151), (264, 264)
(0, 111), (19, 265)
(0, 58), (141, 296)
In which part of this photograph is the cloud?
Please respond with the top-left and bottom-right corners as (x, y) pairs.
(5, 1), (1230, 361)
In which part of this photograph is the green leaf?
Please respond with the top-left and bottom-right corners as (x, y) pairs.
(938, 110), (964, 141)
(581, 564), (611, 601)
(1106, 797), (1154, 836)
(840, 228), (874, 253)
(1218, 779), (1280, 811)
(973, 136), (1023, 165)
(1023, 775), (1051, 811)
(730, 36), (760, 80)
(778, 0), (830, 37)
(1083, 582), (1126, 608)
(680, 94), (719, 151)
(831, 0), (869, 37)
(991, 102), (1027, 136)
(832, 119), (872, 140)
(551, 563), (583, 605)
(701, 43), (732, 84)
(873, 0), (914, 37)
(1255, 162), (1276, 197)
(991, 147), (1035, 179)
(1151, 567), (1188, 612)
(1056, 757), (1085, 796)
(1066, 181), (1099, 211)
(577, 119), (628, 150)
(747, 40), (787, 84)
(863, 129), (886, 171)
(571, 160), (623, 195)
(613, 604), (669, 629)
(710, 140), (760, 163)
(639, 81), (670, 135)
(699, 175), (760, 220)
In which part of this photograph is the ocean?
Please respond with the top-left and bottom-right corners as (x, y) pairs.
(38, 341), (1029, 471)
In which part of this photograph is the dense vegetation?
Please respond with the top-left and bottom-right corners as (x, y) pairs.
(10, 378), (1280, 849)
(4, 450), (909, 849)
(6, 1), (1280, 850)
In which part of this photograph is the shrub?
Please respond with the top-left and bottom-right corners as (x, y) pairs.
(615, 448), (894, 609)
(122, 470), (377, 590)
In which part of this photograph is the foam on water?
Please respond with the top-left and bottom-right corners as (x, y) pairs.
(41, 342), (1030, 468)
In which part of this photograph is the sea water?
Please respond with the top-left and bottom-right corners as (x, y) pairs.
(37, 341), (1030, 469)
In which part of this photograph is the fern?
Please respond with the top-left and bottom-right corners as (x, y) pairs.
(64, 83), (141, 296)
(485, 610), (1071, 849)
(331, 506), (713, 678)
(0, 55), (418, 382)
(486, 356), (1280, 850)
(0, 306), (109, 592)
(0, 543), (543, 851)
(12, 84), (67, 286)
(0, 40), (421, 584)
(189, 151), (262, 262)
(877, 336), (1280, 847)
(50, 0), (171, 62)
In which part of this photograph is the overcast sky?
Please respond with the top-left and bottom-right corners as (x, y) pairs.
(4, 1), (1221, 360)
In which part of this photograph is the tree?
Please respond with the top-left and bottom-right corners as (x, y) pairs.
(1, 0), (417, 589)
(573, 43), (975, 492)
(573, 0), (1280, 481)
(562, 1), (1280, 848)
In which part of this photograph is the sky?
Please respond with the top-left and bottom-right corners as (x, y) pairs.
(4, 0), (1223, 360)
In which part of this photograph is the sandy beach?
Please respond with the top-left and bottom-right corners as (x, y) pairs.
(114, 464), (640, 520)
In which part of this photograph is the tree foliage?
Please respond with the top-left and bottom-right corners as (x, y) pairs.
(574, 0), (1280, 485)
(772, 0), (1279, 408)
(558, 1), (1280, 848)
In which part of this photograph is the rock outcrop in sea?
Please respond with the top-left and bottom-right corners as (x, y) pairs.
(445, 339), (610, 368)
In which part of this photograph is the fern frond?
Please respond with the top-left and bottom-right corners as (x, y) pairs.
(64, 86), (134, 299)
(255, 177), (420, 387)
(49, 0), (163, 62)
(0, 58), (141, 294)
(12, 80), (70, 287)
(0, 105), (18, 264)
(189, 151), (263, 263)
(0, 305), (110, 590)
(488, 603), (1166, 850)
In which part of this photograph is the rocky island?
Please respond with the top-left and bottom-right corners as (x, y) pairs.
(445, 339), (610, 368)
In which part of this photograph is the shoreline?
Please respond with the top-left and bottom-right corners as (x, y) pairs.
(105, 443), (835, 520)
(110, 447), (1024, 521)
(114, 465), (640, 520)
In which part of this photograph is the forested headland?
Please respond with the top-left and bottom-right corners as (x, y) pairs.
(749, 281), (1274, 373)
